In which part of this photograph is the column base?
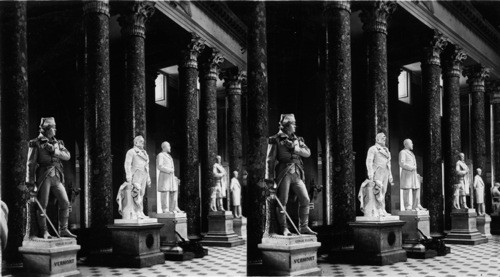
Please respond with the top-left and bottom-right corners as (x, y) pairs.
(477, 214), (492, 238)
(18, 238), (81, 277)
(258, 235), (321, 276)
(202, 211), (245, 247)
(444, 209), (487, 245)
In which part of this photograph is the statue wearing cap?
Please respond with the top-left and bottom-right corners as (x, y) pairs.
(265, 114), (317, 236)
(26, 117), (76, 239)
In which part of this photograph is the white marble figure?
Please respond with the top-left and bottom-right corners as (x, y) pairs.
(117, 135), (151, 219)
(454, 153), (470, 209)
(157, 141), (183, 213)
(211, 155), (227, 211)
(358, 179), (386, 217)
(230, 171), (242, 218)
(474, 168), (486, 216)
(399, 139), (425, 211)
(365, 132), (394, 216)
(492, 182), (500, 213)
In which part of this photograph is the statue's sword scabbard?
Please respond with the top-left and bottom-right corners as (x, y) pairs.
(33, 197), (60, 238)
(274, 196), (301, 235)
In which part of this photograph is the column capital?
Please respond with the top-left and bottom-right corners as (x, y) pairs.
(359, 1), (397, 34)
(441, 44), (467, 77)
(200, 49), (224, 80)
(487, 81), (500, 103)
(464, 65), (490, 92)
(221, 68), (247, 96)
(118, 1), (155, 38)
(181, 33), (206, 69)
(83, 0), (110, 17)
(422, 30), (448, 66)
(324, 1), (351, 13)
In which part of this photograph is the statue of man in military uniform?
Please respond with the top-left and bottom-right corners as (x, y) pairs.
(26, 117), (76, 239)
(265, 114), (317, 236)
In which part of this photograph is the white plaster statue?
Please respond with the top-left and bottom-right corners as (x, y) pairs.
(157, 141), (183, 213)
(358, 179), (386, 217)
(230, 171), (242, 218)
(118, 135), (151, 219)
(211, 155), (227, 211)
(454, 153), (470, 209)
(399, 139), (425, 211)
(492, 182), (500, 213)
(365, 132), (393, 216)
(473, 168), (485, 216)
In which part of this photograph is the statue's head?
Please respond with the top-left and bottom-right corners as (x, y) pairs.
(279, 114), (296, 134)
(476, 168), (482, 176)
(134, 135), (145, 149)
(403, 138), (413, 150)
(216, 155), (222, 164)
(233, 170), (239, 178)
(375, 132), (386, 146)
(161, 141), (171, 153)
(495, 182), (500, 187)
(459, 152), (465, 161)
(39, 117), (56, 138)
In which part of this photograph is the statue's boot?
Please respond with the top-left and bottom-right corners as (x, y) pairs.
(37, 212), (52, 239)
(299, 210), (317, 235)
(276, 207), (291, 236)
(60, 209), (77, 238)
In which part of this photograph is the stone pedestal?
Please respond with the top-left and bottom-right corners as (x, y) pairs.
(202, 211), (245, 247)
(491, 214), (500, 235)
(444, 209), (487, 245)
(258, 235), (321, 276)
(107, 222), (165, 268)
(233, 217), (247, 240)
(18, 238), (80, 276)
(476, 214), (492, 239)
(398, 210), (437, 259)
(349, 217), (407, 265)
(151, 212), (194, 261)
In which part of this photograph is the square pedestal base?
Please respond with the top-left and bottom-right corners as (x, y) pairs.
(18, 238), (80, 277)
(349, 218), (407, 265)
(258, 235), (321, 276)
(444, 209), (488, 245)
(202, 211), (245, 247)
(398, 211), (437, 259)
(477, 214), (492, 238)
(233, 217), (247, 240)
(150, 212), (194, 261)
(107, 223), (165, 268)
(491, 214), (500, 235)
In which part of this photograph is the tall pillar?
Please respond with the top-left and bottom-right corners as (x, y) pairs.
(199, 49), (224, 232)
(324, 1), (355, 243)
(441, 45), (467, 230)
(178, 34), (205, 239)
(118, 1), (155, 142)
(421, 30), (447, 235)
(222, 69), (246, 183)
(464, 65), (490, 175)
(491, 84), (500, 183)
(360, 1), (396, 213)
(247, 1), (269, 264)
(83, 0), (113, 251)
(1, 1), (30, 264)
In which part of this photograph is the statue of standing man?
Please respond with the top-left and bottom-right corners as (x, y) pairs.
(366, 132), (393, 216)
(454, 153), (470, 209)
(212, 155), (227, 211)
(157, 141), (183, 213)
(124, 135), (151, 219)
(399, 139), (425, 211)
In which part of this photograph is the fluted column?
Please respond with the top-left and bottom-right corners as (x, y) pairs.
(83, 0), (113, 251)
(421, 30), (447, 234)
(178, 34), (205, 239)
(324, 1), (355, 243)
(247, 1), (270, 264)
(199, 49), (224, 232)
(118, 1), (155, 142)
(1, 1), (30, 264)
(441, 44), (467, 230)
(464, 65), (490, 176)
(222, 69), (246, 184)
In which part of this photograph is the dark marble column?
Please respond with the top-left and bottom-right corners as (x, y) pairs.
(222, 69), (247, 184)
(178, 34), (205, 239)
(464, 65), (490, 176)
(324, 1), (355, 243)
(118, 1), (155, 142)
(421, 30), (448, 235)
(246, 1), (270, 264)
(1, 1), (30, 264)
(491, 87), (500, 183)
(83, 0), (113, 251)
(199, 49), (224, 232)
(441, 45), (467, 230)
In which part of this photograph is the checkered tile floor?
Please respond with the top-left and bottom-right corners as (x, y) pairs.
(78, 244), (246, 277)
(319, 235), (500, 277)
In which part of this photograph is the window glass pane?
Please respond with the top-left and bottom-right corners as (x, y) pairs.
(398, 70), (411, 104)
(155, 74), (165, 102)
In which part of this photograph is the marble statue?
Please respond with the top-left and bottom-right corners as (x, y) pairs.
(26, 117), (77, 238)
(473, 168), (485, 216)
(157, 141), (183, 213)
(454, 153), (470, 209)
(365, 132), (393, 216)
(230, 171), (242, 218)
(265, 113), (317, 236)
(399, 139), (425, 211)
(358, 179), (386, 217)
(211, 155), (227, 211)
(118, 135), (151, 219)
(492, 182), (500, 213)
(1, 201), (8, 250)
